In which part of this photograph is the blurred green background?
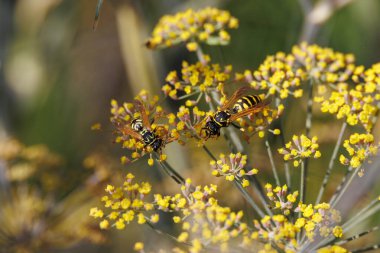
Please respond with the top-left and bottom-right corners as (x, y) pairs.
(0, 0), (380, 252)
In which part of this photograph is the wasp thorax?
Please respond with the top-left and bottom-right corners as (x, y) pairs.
(214, 111), (231, 127)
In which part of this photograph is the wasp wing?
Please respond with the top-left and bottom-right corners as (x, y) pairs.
(118, 125), (143, 140)
(229, 99), (271, 122)
(135, 100), (152, 129)
(220, 86), (252, 111)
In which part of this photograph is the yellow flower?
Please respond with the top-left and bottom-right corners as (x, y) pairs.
(178, 232), (189, 242)
(134, 242), (144, 251)
(150, 214), (160, 223)
(99, 219), (110, 229)
(173, 216), (181, 223)
(279, 135), (321, 166)
(115, 218), (125, 230)
(146, 8), (238, 51)
(333, 226), (343, 238)
(186, 42), (198, 51)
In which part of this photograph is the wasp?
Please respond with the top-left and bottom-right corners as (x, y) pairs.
(130, 118), (163, 152)
(198, 87), (270, 140)
(114, 100), (173, 154)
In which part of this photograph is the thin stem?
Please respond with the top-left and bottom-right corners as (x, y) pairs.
(343, 196), (380, 231)
(202, 145), (218, 161)
(284, 161), (292, 190)
(330, 166), (360, 208)
(346, 203), (380, 232)
(196, 46), (207, 65)
(302, 79), (314, 203)
(297, 161), (306, 243)
(352, 243), (380, 253)
(275, 96), (292, 189)
(336, 226), (379, 245)
(305, 79), (313, 137)
(177, 91), (201, 100)
(328, 166), (353, 204)
(155, 154), (186, 185)
(234, 180), (266, 218)
(300, 161), (306, 204)
(265, 139), (281, 186)
(315, 122), (347, 204)
(145, 220), (191, 246)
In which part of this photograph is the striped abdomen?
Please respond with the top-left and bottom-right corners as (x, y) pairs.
(231, 95), (262, 114)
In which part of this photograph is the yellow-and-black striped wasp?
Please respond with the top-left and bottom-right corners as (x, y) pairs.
(197, 87), (270, 140)
(112, 100), (176, 158)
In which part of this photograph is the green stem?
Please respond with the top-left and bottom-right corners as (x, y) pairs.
(177, 91), (201, 100)
(351, 243), (380, 253)
(196, 45), (207, 65)
(155, 154), (186, 185)
(315, 122), (347, 204)
(343, 197), (380, 231)
(275, 96), (291, 189)
(265, 139), (281, 186)
(330, 166), (361, 208)
(234, 180), (266, 218)
(300, 161), (306, 203)
(145, 220), (191, 246)
(337, 226), (380, 245)
(302, 79), (314, 203)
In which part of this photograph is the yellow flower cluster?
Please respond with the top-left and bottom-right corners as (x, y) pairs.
(162, 59), (232, 106)
(90, 173), (156, 230)
(110, 90), (184, 165)
(174, 179), (251, 253)
(291, 42), (356, 85)
(236, 52), (305, 99)
(252, 200), (342, 252)
(210, 153), (258, 187)
(357, 63), (380, 92)
(0, 140), (105, 252)
(306, 50), (379, 131)
(315, 82), (378, 131)
(146, 7), (238, 51)
(339, 133), (379, 175)
(90, 175), (255, 252)
(0, 139), (63, 189)
(278, 135), (321, 167)
(265, 184), (298, 215)
(297, 203), (342, 240)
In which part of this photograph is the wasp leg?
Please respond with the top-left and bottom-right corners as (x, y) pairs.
(231, 122), (245, 132)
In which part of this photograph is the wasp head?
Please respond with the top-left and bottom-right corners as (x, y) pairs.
(131, 119), (144, 132)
